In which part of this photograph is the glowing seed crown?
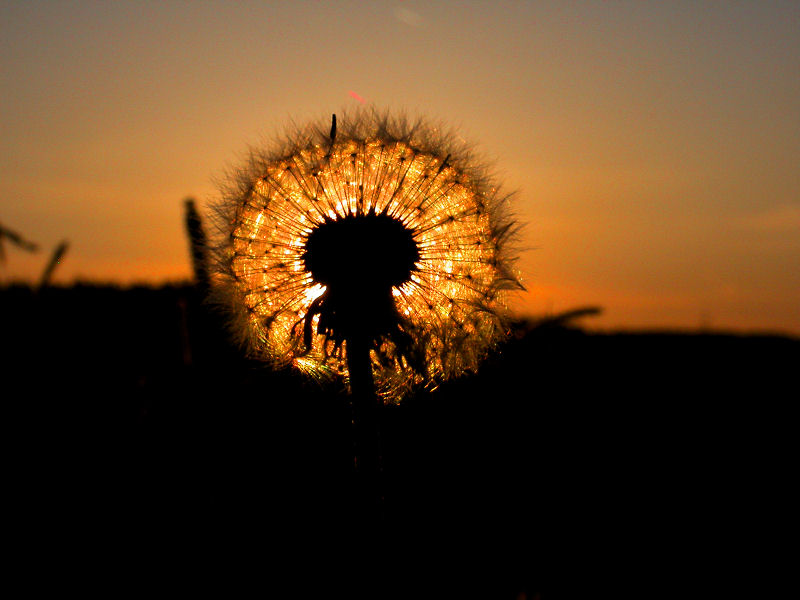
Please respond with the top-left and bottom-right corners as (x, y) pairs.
(212, 110), (521, 400)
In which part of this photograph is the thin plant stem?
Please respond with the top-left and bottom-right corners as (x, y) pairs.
(346, 334), (384, 525)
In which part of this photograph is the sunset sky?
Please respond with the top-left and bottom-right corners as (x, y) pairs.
(2, 1), (798, 334)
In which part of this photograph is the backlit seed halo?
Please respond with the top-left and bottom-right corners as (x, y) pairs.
(212, 110), (522, 400)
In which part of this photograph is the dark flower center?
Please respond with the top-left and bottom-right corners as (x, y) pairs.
(301, 213), (420, 342)
(304, 213), (419, 290)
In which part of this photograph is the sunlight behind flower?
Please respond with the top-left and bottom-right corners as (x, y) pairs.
(214, 110), (521, 399)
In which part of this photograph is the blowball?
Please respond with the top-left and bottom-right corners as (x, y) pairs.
(211, 109), (522, 400)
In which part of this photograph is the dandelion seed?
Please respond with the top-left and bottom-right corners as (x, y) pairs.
(211, 109), (522, 400)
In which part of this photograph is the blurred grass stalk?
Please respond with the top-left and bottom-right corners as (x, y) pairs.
(0, 223), (39, 264)
(38, 240), (68, 290)
(184, 198), (210, 292)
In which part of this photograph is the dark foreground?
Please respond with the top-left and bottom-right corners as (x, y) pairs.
(3, 284), (796, 597)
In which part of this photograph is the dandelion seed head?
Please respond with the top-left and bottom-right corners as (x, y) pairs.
(211, 109), (522, 400)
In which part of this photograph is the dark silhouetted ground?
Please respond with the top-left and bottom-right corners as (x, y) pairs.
(2, 283), (795, 597)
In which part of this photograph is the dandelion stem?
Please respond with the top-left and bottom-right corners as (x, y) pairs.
(346, 333), (384, 523)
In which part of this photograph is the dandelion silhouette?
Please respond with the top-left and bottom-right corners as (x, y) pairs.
(212, 109), (522, 519)
(212, 109), (521, 400)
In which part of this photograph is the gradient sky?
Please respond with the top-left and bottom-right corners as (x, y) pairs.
(2, 1), (798, 334)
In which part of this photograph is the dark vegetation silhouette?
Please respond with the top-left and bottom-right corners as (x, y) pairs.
(4, 283), (796, 595)
(2, 206), (796, 596)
